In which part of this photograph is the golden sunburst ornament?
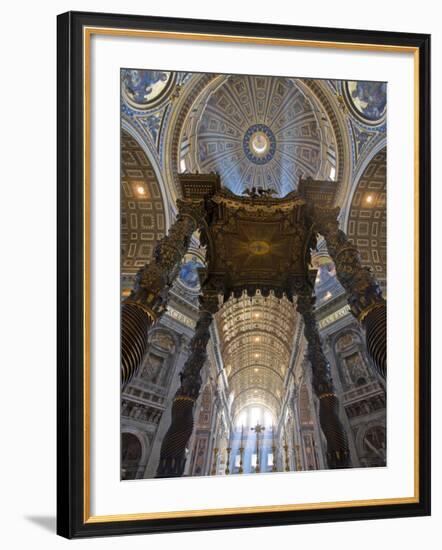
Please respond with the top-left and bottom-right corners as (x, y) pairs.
(248, 240), (271, 255)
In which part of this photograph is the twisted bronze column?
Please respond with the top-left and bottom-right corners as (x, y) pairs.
(156, 293), (219, 477)
(312, 207), (386, 379)
(297, 291), (350, 469)
(121, 199), (207, 388)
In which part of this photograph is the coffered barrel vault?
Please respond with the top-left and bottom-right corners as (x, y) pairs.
(347, 148), (387, 284)
(121, 131), (166, 275)
(218, 292), (297, 420)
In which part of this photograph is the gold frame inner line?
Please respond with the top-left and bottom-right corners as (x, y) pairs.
(82, 26), (420, 524)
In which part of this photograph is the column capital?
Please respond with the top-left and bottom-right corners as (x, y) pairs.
(309, 205), (341, 233)
(176, 198), (207, 225)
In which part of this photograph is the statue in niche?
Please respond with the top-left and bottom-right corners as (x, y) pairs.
(121, 433), (142, 462)
(121, 400), (130, 416)
(141, 354), (164, 384)
(345, 352), (371, 387)
(139, 329), (176, 385)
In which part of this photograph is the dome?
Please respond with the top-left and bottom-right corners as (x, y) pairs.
(179, 75), (337, 196)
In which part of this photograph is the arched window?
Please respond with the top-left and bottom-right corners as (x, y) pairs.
(363, 426), (386, 455)
(121, 432), (142, 480)
(358, 425), (386, 468)
(334, 331), (372, 390)
(234, 405), (275, 429)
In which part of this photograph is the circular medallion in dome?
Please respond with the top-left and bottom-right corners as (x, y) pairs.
(343, 81), (386, 125)
(121, 69), (175, 109)
(243, 124), (276, 165)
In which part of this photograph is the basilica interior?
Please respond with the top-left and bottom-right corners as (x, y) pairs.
(120, 70), (387, 480)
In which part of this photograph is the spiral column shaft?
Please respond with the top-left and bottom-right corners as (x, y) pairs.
(297, 293), (350, 469)
(311, 206), (387, 380)
(156, 301), (217, 477)
(121, 200), (207, 388)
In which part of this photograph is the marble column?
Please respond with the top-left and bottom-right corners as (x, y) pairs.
(312, 206), (386, 379)
(121, 199), (206, 388)
(156, 293), (219, 478)
(297, 291), (350, 469)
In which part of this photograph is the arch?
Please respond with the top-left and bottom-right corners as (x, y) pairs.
(331, 327), (374, 390)
(341, 137), (387, 230)
(299, 79), (351, 195)
(164, 74), (348, 199)
(233, 403), (276, 427)
(228, 364), (284, 383)
(162, 72), (218, 201)
(332, 328), (363, 352)
(355, 422), (386, 467)
(121, 430), (150, 480)
(232, 386), (281, 416)
(120, 130), (168, 276)
(122, 119), (173, 227)
(138, 326), (179, 387)
(148, 327), (178, 353)
(345, 147), (387, 282)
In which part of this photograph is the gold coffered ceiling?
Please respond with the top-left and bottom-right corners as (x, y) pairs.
(217, 292), (297, 419)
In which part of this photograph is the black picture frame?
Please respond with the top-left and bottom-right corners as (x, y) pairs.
(57, 10), (431, 539)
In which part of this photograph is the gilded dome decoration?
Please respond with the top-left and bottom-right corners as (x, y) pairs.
(179, 75), (338, 196)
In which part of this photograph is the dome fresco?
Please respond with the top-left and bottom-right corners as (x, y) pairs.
(121, 69), (174, 108)
(180, 75), (337, 196)
(343, 81), (387, 125)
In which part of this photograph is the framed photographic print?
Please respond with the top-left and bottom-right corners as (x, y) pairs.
(57, 11), (431, 538)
